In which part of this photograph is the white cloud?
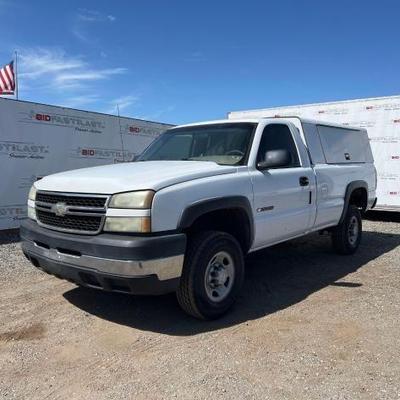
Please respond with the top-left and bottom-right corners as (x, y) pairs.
(19, 47), (126, 91)
(78, 9), (100, 22)
(15, 47), (145, 118)
(19, 48), (84, 80)
(105, 95), (140, 115)
(54, 67), (126, 87)
(77, 9), (116, 23)
(71, 27), (91, 44)
(60, 94), (100, 109)
(72, 9), (116, 44)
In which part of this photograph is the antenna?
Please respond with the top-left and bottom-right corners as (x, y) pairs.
(117, 104), (126, 162)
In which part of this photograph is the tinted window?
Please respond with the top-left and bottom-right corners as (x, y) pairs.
(257, 124), (300, 167)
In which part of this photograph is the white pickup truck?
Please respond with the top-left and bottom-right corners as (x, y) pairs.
(21, 117), (377, 319)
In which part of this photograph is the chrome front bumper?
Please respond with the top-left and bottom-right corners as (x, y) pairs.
(22, 239), (184, 281)
(20, 219), (186, 295)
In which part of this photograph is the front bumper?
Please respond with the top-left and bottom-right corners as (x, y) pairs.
(20, 220), (186, 295)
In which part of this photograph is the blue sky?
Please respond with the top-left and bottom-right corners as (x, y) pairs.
(0, 0), (399, 124)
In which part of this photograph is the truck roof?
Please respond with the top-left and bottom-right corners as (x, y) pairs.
(172, 117), (365, 132)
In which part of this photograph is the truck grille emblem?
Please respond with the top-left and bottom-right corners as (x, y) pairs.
(52, 202), (68, 217)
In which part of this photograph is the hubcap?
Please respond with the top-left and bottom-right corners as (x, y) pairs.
(204, 251), (235, 302)
(348, 216), (359, 245)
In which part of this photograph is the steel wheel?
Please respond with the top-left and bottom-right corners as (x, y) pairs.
(204, 251), (235, 302)
(348, 215), (359, 245)
(176, 231), (244, 319)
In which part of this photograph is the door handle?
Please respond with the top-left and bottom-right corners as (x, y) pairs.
(299, 176), (309, 186)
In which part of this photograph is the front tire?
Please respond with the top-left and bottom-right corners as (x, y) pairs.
(331, 205), (362, 255)
(176, 231), (244, 320)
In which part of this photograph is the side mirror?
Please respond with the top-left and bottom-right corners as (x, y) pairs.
(257, 149), (291, 169)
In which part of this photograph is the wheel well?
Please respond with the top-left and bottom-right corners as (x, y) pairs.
(349, 187), (368, 213)
(183, 208), (252, 253)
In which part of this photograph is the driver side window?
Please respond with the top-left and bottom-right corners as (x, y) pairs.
(257, 124), (300, 167)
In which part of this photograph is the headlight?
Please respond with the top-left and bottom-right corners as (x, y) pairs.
(109, 190), (154, 209)
(28, 185), (37, 201)
(104, 217), (151, 233)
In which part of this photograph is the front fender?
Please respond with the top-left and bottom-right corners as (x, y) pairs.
(150, 171), (254, 234)
(178, 196), (254, 243)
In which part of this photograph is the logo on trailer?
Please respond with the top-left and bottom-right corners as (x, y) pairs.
(36, 113), (51, 121)
(71, 147), (135, 162)
(0, 141), (49, 159)
(26, 110), (105, 134)
(0, 205), (27, 221)
(81, 149), (96, 156)
(124, 124), (164, 137)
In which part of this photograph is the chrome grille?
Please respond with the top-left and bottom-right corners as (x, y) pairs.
(35, 191), (109, 234)
(36, 192), (107, 208)
(36, 210), (102, 232)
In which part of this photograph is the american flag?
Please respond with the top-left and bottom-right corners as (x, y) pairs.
(0, 61), (15, 95)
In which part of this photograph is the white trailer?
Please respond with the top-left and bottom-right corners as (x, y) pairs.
(228, 95), (400, 212)
(0, 98), (172, 230)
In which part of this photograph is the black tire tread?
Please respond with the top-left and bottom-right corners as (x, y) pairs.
(332, 205), (362, 255)
(176, 231), (242, 319)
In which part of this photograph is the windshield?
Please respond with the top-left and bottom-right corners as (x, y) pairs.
(138, 123), (256, 166)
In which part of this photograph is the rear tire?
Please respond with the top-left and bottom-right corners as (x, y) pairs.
(176, 231), (244, 320)
(331, 205), (362, 255)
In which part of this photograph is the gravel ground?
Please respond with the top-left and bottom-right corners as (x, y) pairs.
(0, 213), (399, 400)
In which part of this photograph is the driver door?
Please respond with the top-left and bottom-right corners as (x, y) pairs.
(250, 123), (315, 249)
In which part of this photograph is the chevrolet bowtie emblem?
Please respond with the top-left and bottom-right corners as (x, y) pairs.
(52, 202), (68, 217)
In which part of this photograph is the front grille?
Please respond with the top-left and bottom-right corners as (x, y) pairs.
(35, 191), (108, 234)
(36, 192), (107, 208)
(37, 210), (102, 233)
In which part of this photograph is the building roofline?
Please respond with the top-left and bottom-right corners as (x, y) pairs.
(0, 96), (174, 127)
(228, 94), (400, 116)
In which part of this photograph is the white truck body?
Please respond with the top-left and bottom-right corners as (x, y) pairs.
(147, 118), (375, 248)
(0, 97), (171, 230)
(21, 117), (377, 318)
(228, 95), (400, 211)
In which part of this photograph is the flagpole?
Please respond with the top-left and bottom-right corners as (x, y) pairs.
(14, 50), (19, 100)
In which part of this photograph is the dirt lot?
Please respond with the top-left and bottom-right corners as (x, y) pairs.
(0, 213), (399, 400)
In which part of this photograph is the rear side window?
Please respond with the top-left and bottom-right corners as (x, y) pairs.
(317, 125), (367, 164)
(257, 124), (300, 167)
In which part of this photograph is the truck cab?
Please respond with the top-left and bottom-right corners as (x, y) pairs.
(21, 117), (377, 319)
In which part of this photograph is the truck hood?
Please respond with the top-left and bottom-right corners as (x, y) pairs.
(35, 161), (237, 194)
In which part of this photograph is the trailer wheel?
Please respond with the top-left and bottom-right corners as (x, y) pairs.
(332, 205), (362, 255)
(176, 231), (244, 320)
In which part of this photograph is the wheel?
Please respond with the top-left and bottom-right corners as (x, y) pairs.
(331, 205), (362, 255)
(176, 231), (244, 320)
